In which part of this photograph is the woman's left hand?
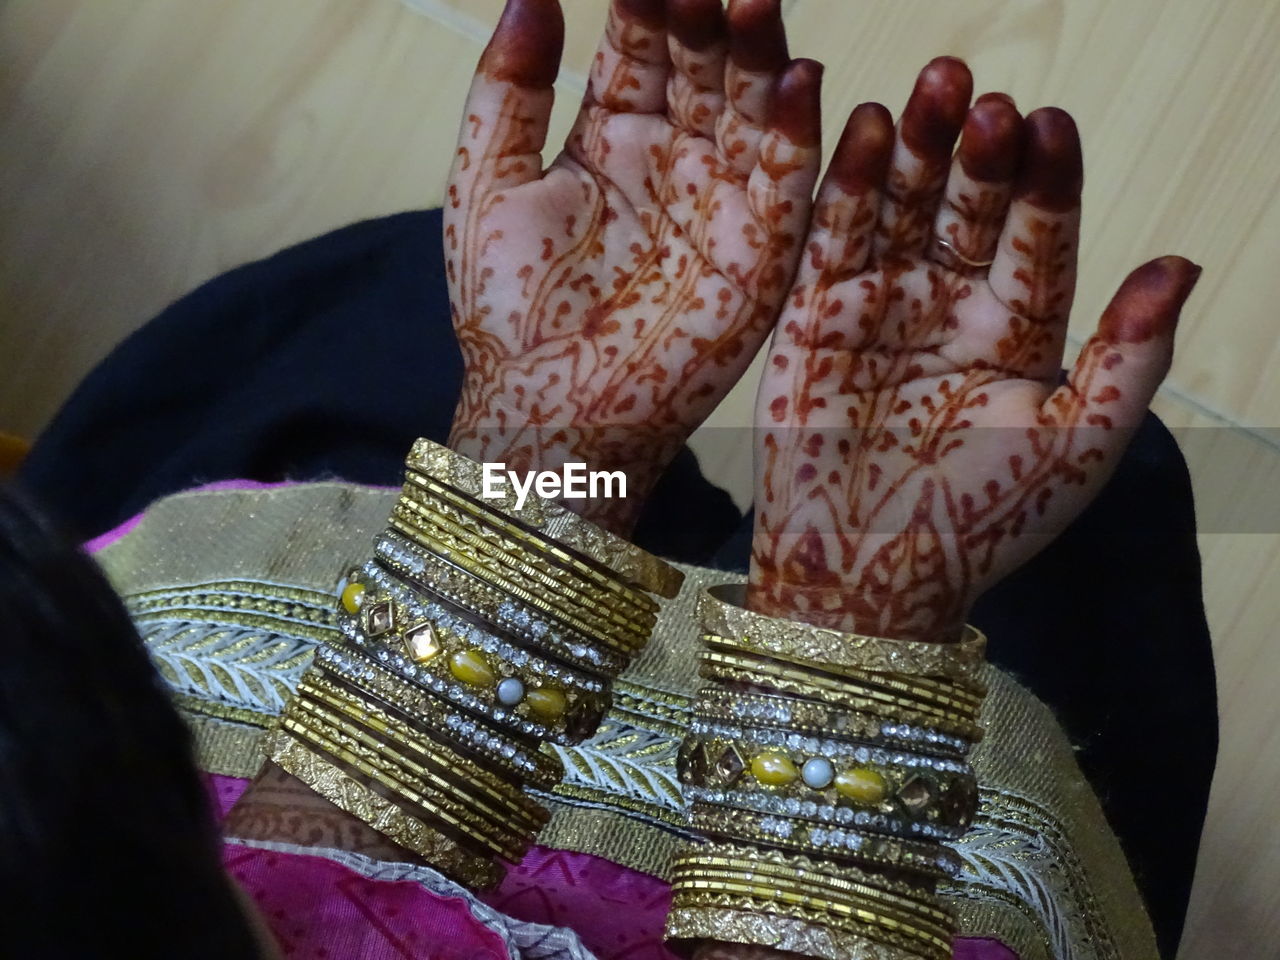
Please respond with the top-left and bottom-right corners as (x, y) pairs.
(748, 58), (1201, 640)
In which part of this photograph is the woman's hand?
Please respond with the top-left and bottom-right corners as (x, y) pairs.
(748, 58), (1201, 641)
(446, 0), (823, 534)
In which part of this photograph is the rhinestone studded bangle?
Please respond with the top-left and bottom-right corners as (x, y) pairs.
(313, 644), (563, 787)
(376, 534), (631, 676)
(700, 649), (985, 743)
(693, 686), (972, 758)
(688, 803), (962, 879)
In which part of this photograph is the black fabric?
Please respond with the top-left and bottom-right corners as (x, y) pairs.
(19, 210), (741, 565)
(20, 209), (1214, 957)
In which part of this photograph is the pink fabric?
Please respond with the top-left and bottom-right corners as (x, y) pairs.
(210, 776), (1016, 960)
(485, 847), (678, 960)
(223, 844), (511, 960)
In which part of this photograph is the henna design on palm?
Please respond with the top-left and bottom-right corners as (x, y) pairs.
(446, 0), (823, 534)
(749, 59), (1202, 642)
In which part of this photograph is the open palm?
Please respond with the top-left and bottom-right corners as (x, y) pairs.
(750, 59), (1201, 642)
(446, 0), (821, 532)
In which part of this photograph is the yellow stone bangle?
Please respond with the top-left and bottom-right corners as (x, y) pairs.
(700, 649), (985, 743)
(398, 479), (658, 626)
(404, 471), (657, 616)
(344, 578), (609, 745)
(678, 734), (978, 835)
(665, 903), (925, 960)
(697, 584), (986, 686)
(265, 728), (501, 889)
(406, 438), (683, 598)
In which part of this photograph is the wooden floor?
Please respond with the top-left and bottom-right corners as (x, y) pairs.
(1, 1), (1277, 954)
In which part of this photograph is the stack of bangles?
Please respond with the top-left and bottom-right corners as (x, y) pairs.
(265, 438), (683, 889)
(664, 583), (989, 960)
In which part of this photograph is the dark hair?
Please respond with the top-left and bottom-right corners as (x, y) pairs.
(0, 485), (262, 958)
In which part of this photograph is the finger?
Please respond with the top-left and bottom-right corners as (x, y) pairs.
(930, 92), (1024, 272)
(747, 58), (824, 300)
(449, 0), (564, 202)
(986, 107), (1083, 378)
(1042, 257), (1201, 450)
(582, 0), (671, 115)
(666, 0), (729, 137)
(797, 102), (895, 293)
(717, 0), (789, 176)
(872, 56), (972, 264)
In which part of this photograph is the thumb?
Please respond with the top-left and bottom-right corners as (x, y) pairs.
(1042, 256), (1202, 435)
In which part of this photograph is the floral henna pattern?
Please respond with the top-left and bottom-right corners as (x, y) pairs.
(445, 0), (822, 534)
(749, 63), (1201, 643)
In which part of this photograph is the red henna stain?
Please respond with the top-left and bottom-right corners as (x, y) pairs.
(479, 0), (564, 88)
(618, 0), (665, 29)
(828, 103), (895, 194)
(958, 95), (1024, 181)
(770, 396), (789, 421)
(1014, 108), (1083, 212)
(796, 463), (817, 483)
(669, 0), (727, 50)
(768, 59), (823, 147)
(900, 57), (973, 157)
(1098, 256), (1201, 343)
(727, 0), (788, 72)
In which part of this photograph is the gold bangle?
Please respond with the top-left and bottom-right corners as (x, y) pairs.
(280, 713), (527, 861)
(668, 884), (948, 958)
(688, 803), (961, 880)
(679, 735), (978, 835)
(388, 514), (649, 653)
(670, 863), (951, 946)
(345, 578), (609, 745)
(692, 686), (972, 757)
(700, 649), (984, 743)
(405, 471), (657, 616)
(670, 855), (952, 931)
(265, 727), (501, 889)
(665, 903), (925, 960)
(313, 645), (564, 789)
(397, 482), (658, 629)
(377, 533), (632, 677)
(673, 842), (940, 904)
(393, 494), (655, 636)
(697, 584), (986, 686)
(290, 685), (547, 834)
(407, 439), (683, 598)
(702, 637), (983, 721)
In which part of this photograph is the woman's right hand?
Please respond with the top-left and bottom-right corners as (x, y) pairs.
(446, 0), (823, 534)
